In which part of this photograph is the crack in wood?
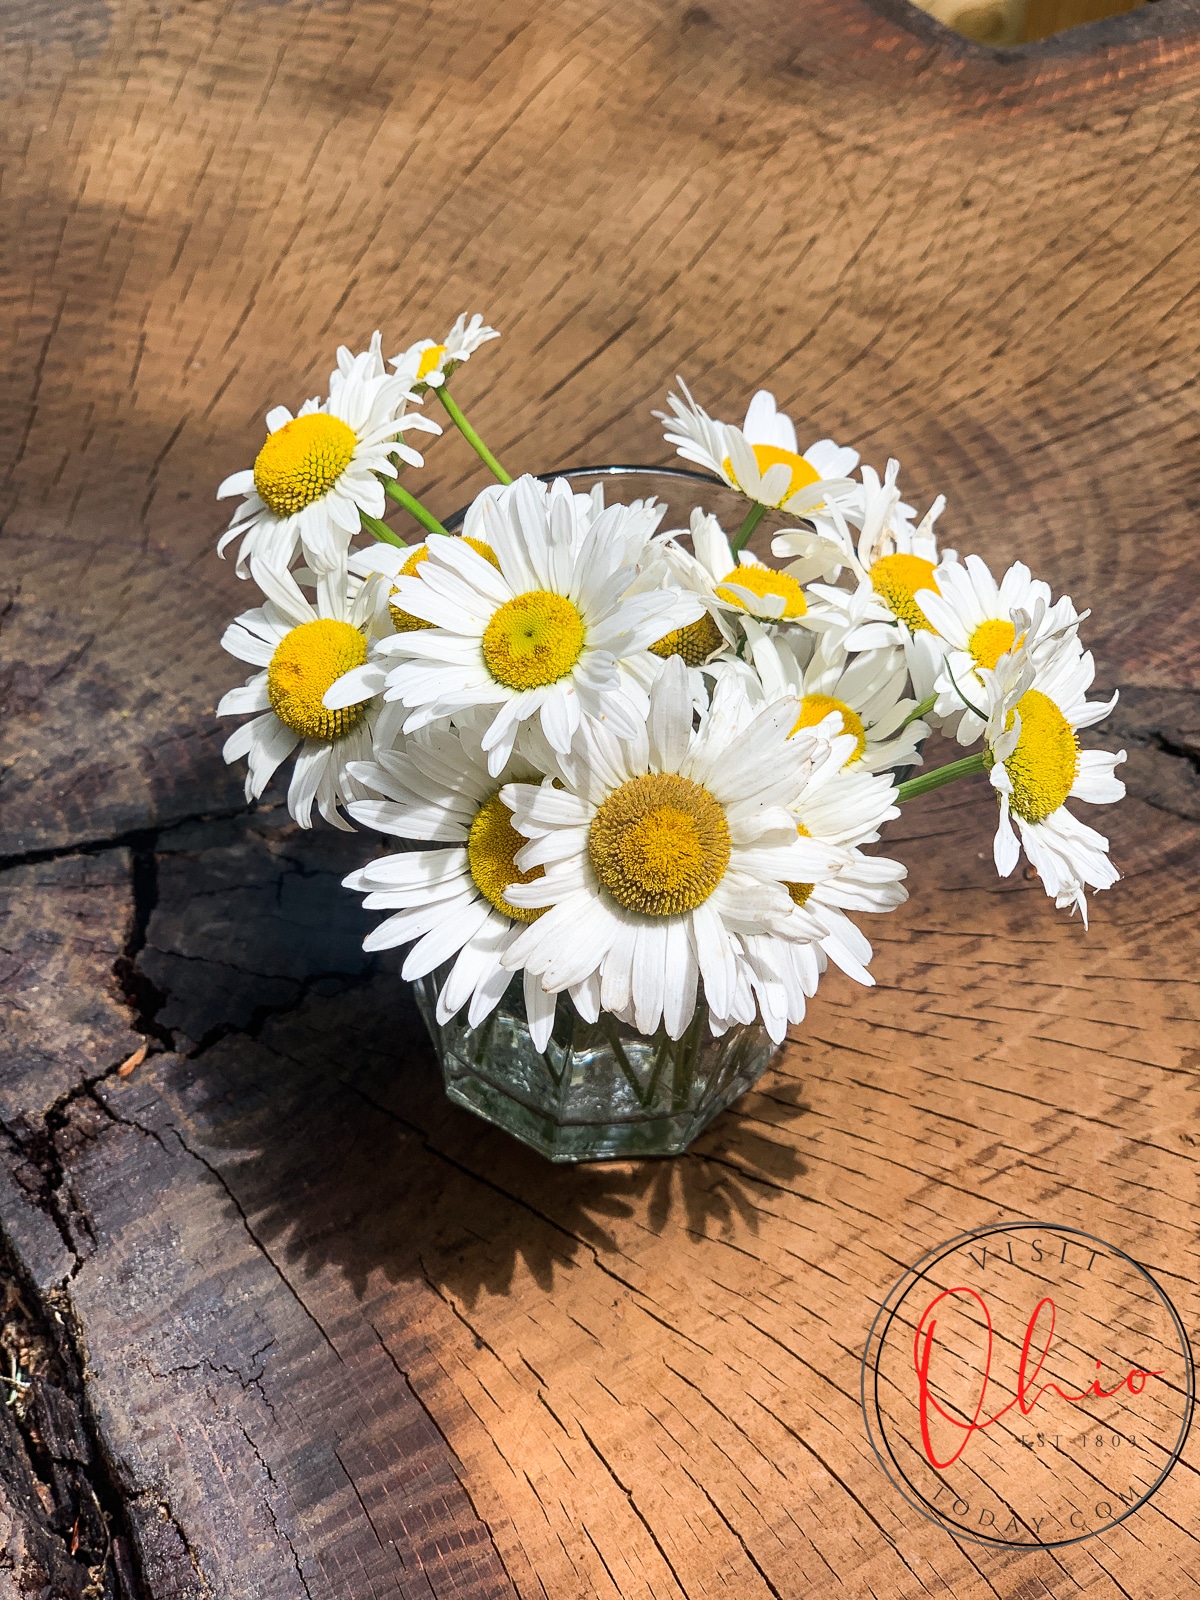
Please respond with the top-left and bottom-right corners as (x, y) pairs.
(0, 1231), (150, 1598)
(4, 2), (1200, 1587)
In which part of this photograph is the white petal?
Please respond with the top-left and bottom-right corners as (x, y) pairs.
(324, 662), (387, 710)
(500, 784), (591, 832)
(221, 621), (277, 667)
(363, 895), (476, 953)
(631, 921), (668, 1036)
(222, 712), (270, 764)
(662, 917), (698, 1040)
(217, 679), (271, 716)
(743, 391), (796, 452)
(287, 743), (328, 827)
(648, 655), (691, 773)
(524, 970), (558, 1053)
(1071, 748), (1126, 804)
(402, 897), (493, 979)
(245, 714), (300, 795)
(993, 796), (1020, 878)
(690, 899), (734, 1017)
(217, 468), (256, 500)
(599, 923), (637, 1018)
(539, 681), (580, 754)
(505, 893), (619, 990)
(437, 919), (510, 1022)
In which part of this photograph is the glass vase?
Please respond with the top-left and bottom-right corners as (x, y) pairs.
(413, 970), (777, 1163)
(427, 464), (787, 1161)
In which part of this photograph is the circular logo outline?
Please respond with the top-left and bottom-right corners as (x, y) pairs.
(860, 1221), (1195, 1549)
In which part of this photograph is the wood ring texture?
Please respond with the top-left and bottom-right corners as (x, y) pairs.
(0, 0), (1199, 1595)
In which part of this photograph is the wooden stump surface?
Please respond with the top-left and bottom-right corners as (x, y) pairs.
(2, 0), (1200, 1595)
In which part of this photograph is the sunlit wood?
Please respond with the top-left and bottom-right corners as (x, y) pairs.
(1, 0), (1198, 1593)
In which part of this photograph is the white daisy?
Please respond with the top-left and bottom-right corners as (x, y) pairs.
(791, 576), (901, 659)
(980, 632), (1124, 925)
(497, 658), (845, 1042)
(217, 560), (388, 829)
(773, 456), (928, 575)
(341, 725), (562, 1050)
(216, 335), (441, 582)
(391, 313), (500, 393)
(915, 554), (1084, 746)
(332, 328), (387, 384)
(736, 619), (929, 774)
(678, 506), (814, 626)
(655, 380), (858, 517)
(348, 477), (666, 644)
(740, 730), (907, 1038)
(847, 458), (944, 573)
(602, 525), (736, 721)
(780, 460), (952, 654)
(346, 527), (502, 639)
(378, 475), (703, 776)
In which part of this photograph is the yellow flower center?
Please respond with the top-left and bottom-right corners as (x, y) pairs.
(466, 792), (545, 923)
(785, 821), (813, 908)
(649, 611), (724, 666)
(1001, 689), (1079, 825)
(870, 554), (938, 632)
(462, 535), (500, 568)
(416, 344), (447, 381)
(722, 444), (821, 506)
(253, 413), (357, 517)
(714, 565), (807, 619)
(589, 773), (731, 916)
(482, 592), (585, 690)
(388, 536), (500, 633)
(969, 618), (1017, 670)
(789, 694), (867, 762)
(266, 618), (368, 741)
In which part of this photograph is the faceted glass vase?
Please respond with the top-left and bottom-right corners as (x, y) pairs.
(413, 970), (777, 1163)
(420, 464), (790, 1162)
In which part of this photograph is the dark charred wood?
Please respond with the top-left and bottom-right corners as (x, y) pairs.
(1, 0), (1199, 1593)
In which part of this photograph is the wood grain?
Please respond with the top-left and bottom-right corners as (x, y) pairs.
(1, 0), (1199, 1594)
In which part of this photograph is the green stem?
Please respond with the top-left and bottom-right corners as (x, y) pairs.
(471, 1007), (499, 1068)
(437, 388), (512, 484)
(382, 477), (449, 539)
(359, 509), (406, 548)
(728, 501), (767, 556)
(896, 751), (988, 803)
(600, 1015), (646, 1106)
(898, 693), (937, 733)
(642, 1033), (673, 1110)
(672, 1007), (706, 1113)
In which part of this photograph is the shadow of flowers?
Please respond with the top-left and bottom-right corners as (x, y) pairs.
(129, 807), (813, 1307)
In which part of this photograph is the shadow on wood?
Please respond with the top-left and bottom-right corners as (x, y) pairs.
(2, 0), (1200, 1592)
(127, 806), (812, 1305)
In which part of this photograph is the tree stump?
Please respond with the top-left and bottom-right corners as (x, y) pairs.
(2, 0), (1199, 1594)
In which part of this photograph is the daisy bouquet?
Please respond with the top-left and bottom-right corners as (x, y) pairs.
(213, 316), (1126, 1158)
